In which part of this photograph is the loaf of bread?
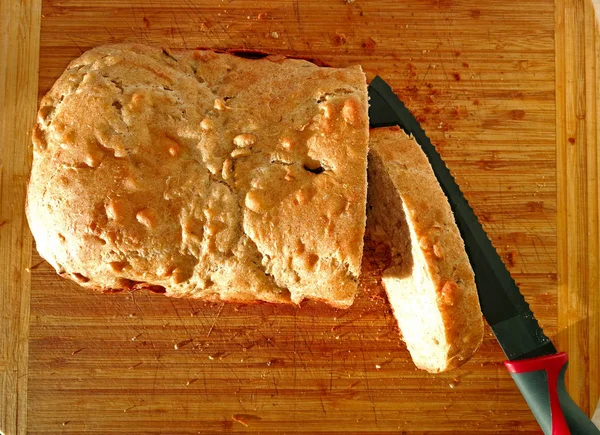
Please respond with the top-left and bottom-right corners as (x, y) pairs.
(27, 44), (369, 308)
(367, 126), (483, 372)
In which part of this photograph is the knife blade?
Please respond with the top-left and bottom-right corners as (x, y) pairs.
(367, 75), (599, 435)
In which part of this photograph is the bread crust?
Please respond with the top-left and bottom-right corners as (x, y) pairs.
(27, 44), (369, 308)
(367, 126), (484, 372)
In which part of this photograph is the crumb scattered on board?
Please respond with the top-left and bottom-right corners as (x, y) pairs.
(361, 37), (376, 50)
(232, 414), (262, 427)
(174, 338), (193, 350)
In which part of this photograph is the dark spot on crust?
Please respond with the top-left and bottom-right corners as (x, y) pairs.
(118, 278), (167, 294)
(568, 137), (576, 144)
(196, 47), (331, 68)
(145, 285), (167, 294)
(71, 272), (90, 283)
(303, 165), (324, 175)
(105, 77), (123, 92)
(117, 278), (137, 289)
(228, 49), (269, 59)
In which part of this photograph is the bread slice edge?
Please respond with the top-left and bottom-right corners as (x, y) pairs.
(367, 126), (484, 373)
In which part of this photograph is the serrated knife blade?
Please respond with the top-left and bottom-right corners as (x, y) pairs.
(367, 75), (599, 435)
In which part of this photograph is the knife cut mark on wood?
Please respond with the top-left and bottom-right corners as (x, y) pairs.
(206, 303), (225, 337)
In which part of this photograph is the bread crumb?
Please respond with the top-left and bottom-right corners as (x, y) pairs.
(174, 338), (193, 350)
(332, 33), (347, 46)
(361, 37), (377, 50)
(504, 250), (518, 268)
(270, 31), (279, 39)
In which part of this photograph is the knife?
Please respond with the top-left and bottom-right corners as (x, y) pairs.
(368, 75), (599, 435)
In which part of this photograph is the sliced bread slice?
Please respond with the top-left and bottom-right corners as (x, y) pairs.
(367, 126), (484, 373)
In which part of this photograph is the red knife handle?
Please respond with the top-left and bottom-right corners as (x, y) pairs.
(505, 352), (599, 435)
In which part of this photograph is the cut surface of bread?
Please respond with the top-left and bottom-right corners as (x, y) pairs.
(27, 44), (369, 308)
(367, 126), (484, 372)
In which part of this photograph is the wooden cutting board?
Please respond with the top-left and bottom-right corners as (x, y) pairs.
(1, 0), (599, 433)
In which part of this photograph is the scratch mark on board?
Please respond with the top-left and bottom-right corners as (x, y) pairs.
(207, 303), (225, 337)
(357, 336), (378, 424)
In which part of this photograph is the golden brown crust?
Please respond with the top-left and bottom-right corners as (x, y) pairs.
(368, 126), (483, 372)
(27, 44), (369, 308)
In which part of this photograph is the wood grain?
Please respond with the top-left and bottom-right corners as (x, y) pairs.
(0, 0), (596, 433)
(556, 0), (600, 416)
(0, 1), (41, 434)
(30, 1), (556, 433)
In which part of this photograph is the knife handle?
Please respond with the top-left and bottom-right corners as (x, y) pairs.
(505, 352), (600, 435)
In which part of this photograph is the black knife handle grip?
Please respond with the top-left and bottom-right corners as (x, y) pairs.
(505, 352), (599, 435)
